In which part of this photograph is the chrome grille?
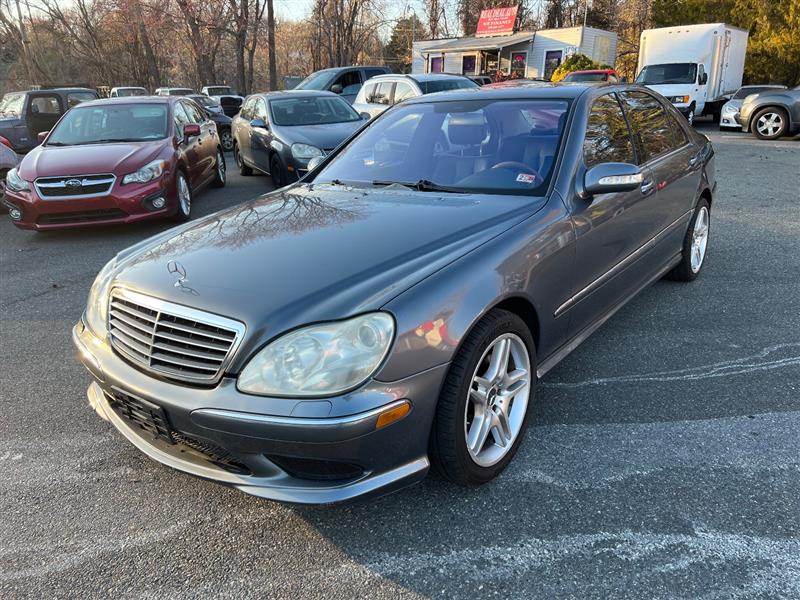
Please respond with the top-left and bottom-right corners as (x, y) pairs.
(108, 289), (245, 384)
(35, 173), (115, 199)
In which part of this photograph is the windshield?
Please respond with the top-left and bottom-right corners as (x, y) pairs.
(564, 72), (607, 82)
(314, 99), (569, 196)
(0, 93), (25, 118)
(294, 71), (336, 91)
(190, 95), (219, 108)
(733, 86), (782, 99)
(269, 96), (361, 126)
(636, 63), (697, 85)
(46, 103), (169, 145)
(417, 79), (479, 94)
(116, 88), (146, 97)
(168, 89), (192, 96)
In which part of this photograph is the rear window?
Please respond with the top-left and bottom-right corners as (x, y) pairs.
(0, 93), (25, 118)
(67, 92), (97, 107)
(565, 72), (608, 82)
(417, 79), (479, 94)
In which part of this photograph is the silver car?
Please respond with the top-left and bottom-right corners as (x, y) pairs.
(719, 85), (786, 130)
(352, 73), (478, 119)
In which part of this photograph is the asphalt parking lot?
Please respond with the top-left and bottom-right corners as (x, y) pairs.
(1, 127), (799, 599)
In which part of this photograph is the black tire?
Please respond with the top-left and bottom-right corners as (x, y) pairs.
(211, 148), (226, 188)
(666, 198), (710, 282)
(270, 154), (287, 189)
(219, 127), (234, 152)
(430, 309), (536, 486)
(686, 104), (695, 126)
(234, 143), (252, 176)
(173, 171), (192, 222)
(751, 107), (788, 140)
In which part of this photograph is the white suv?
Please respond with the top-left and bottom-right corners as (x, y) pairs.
(352, 74), (478, 119)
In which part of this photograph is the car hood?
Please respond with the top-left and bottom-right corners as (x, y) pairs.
(274, 121), (363, 151)
(19, 141), (166, 179)
(642, 83), (696, 97)
(722, 99), (742, 111)
(111, 183), (544, 370)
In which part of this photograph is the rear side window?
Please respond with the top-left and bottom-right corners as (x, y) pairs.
(620, 91), (674, 162)
(583, 93), (635, 167)
(30, 96), (61, 114)
(368, 82), (393, 105)
(393, 82), (415, 103)
(667, 110), (688, 147)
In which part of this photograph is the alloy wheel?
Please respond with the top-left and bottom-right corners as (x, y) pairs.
(464, 333), (531, 467)
(178, 173), (191, 216)
(217, 151), (226, 182)
(690, 205), (709, 273)
(220, 130), (234, 152)
(756, 112), (783, 138)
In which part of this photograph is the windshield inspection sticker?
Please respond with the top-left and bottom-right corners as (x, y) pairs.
(516, 173), (537, 184)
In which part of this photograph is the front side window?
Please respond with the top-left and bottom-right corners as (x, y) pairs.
(173, 102), (190, 136)
(314, 99), (570, 196)
(0, 93), (25, 117)
(182, 101), (204, 123)
(254, 98), (268, 121)
(46, 104), (169, 145)
(620, 91), (675, 162)
(269, 96), (360, 126)
(583, 93), (635, 168)
(30, 96), (61, 115)
(332, 70), (362, 93)
(240, 96), (257, 120)
(294, 70), (336, 91)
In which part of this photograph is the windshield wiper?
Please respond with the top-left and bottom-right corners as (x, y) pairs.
(45, 141), (72, 147)
(83, 138), (142, 144)
(372, 179), (467, 193)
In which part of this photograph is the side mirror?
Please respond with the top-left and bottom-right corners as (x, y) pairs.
(700, 72), (708, 85)
(330, 84), (343, 94)
(306, 156), (324, 171)
(183, 123), (201, 140)
(359, 112), (371, 120)
(580, 162), (642, 199)
(37, 131), (49, 144)
(249, 118), (267, 129)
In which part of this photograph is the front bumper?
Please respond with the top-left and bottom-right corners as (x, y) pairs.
(72, 320), (445, 504)
(5, 176), (175, 231)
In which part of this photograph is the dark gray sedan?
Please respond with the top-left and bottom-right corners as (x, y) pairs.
(738, 85), (800, 140)
(231, 90), (366, 188)
(74, 83), (715, 504)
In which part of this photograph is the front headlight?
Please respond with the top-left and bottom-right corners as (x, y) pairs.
(670, 96), (690, 104)
(6, 167), (30, 192)
(122, 159), (166, 185)
(84, 257), (117, 336)
(238, 313), (395, 397)
(291, 143), (323, 160)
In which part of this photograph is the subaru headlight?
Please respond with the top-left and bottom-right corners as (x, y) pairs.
(291, 143), (323, 160)
(84, 257), (117, 336)
(122, 159), (166, 185)
(238, 313), (395, 397)
(6, 167), (30, 192)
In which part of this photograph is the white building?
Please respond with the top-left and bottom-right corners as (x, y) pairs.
(412, 26), (618, 80)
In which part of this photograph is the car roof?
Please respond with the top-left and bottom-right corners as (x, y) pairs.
(370, 73), (470, 83)
(253, 90), (338, 100)
(5, 87), (96, 95)
(568, 69), (615, 74)
(401, 81), (621, 104)
(71, 96), (176, 108)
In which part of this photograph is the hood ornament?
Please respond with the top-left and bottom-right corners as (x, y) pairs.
(167, 260), (199, 295)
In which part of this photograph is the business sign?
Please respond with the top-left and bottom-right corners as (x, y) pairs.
(475, 6), (518, 37)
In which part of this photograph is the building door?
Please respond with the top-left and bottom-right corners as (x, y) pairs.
(544, 50), (563, 80)
(462, 55), (477, 75)
(510, 52), (527, 78)
(430, 57), (444, 73)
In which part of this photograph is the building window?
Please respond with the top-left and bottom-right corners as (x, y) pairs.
(430, 56), (444, 73)
(543, 50), (563, 80)
(510, 52), (527, 78)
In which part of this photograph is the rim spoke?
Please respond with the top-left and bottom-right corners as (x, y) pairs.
(493, 409), (512, 447)
(469, 385), (487, 406)
(485, 338), (511, 383)
(468, 412), (492, 454)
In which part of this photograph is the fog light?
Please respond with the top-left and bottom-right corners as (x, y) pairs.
(8, 207), (22, 220)
(375, 401), (411, 430)
(151, 197), (166, 209)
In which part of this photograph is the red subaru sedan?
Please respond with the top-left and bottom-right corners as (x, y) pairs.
(3, 96), (225, 230)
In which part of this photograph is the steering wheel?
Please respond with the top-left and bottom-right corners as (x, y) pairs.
(491, 161), (541, 181)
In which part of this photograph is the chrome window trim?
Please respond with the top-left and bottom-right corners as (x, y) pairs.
(34, 173), (116, 200)
(555, 209), (693, 318)
(108, 287), (246, 384)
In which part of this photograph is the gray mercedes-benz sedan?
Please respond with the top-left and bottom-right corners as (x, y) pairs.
(74, 82), (715, 504)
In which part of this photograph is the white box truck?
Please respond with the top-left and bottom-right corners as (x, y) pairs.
(636, 23), (749, 124)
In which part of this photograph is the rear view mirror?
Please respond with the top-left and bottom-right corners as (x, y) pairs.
(306, 156), (324, 171)
(37, 131), (50, 144)
(330, 84), (343, 94)
(249, 118), (267, 129)
(581, 162), (642, 198)
(183, 123), (201, 140)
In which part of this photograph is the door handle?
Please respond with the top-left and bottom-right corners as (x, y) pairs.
(688, 155), (699, 167)
(640, 179), (654, 194)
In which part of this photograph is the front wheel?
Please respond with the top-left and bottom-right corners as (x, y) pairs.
(666, 198), (710, 282)
(270, 154), (287, 189)
(219, 128), (234, 152)
(752, 107), (788, 140)
(234, 143), (252, 176)
(172, 171), (192, 222)
(211, 149), (226, 188)
(430, 309), (535, 486)
(686, 106), (695, 126)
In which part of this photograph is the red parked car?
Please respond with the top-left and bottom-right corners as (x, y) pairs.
(3, 96), (225, 230)
(562, 69), (620, 83)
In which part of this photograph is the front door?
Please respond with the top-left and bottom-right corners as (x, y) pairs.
(564, 92), (659, 337)
(543, 50), (562, 81)
(27, 93), (63, 140)
(181, 100), (216, 183)
(173, 102), (203, 187)
(249, 97), (272, 172)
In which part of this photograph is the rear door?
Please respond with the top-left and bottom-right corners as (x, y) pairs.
(565, 92), (659, 337)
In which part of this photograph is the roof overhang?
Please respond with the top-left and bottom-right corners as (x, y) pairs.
(421, 32), (535, 54)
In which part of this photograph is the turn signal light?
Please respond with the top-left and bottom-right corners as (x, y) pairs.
(375, 401), (411, 430)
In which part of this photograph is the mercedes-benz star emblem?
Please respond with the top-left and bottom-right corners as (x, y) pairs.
(167, 260), (198, 295)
